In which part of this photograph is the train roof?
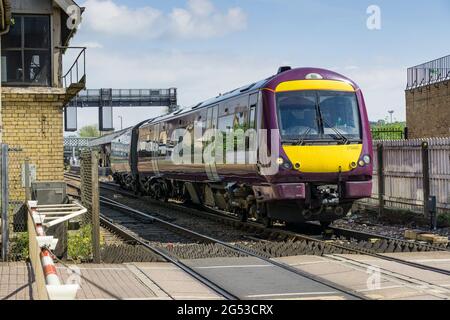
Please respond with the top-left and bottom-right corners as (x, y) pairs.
(88, 127), (133, 147)
(139, 67), (359, 127)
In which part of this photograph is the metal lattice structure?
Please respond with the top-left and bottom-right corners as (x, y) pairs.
(64, 88), (178, 132)
(68, 88), (178, 110)
(64, 137), (92, 149)
(407, 55), (450, 90)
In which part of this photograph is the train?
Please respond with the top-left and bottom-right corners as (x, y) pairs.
(109, 67), (373, 227)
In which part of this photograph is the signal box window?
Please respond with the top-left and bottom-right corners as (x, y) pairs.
(1, 15), (51, 86)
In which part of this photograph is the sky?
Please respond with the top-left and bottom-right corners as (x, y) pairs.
(67, 0), (450, 133)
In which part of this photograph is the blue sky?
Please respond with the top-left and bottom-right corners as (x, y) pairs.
(69, 0), (450, 131)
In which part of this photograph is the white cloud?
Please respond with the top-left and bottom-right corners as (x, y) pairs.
(81, 0), (164, 37)
(80, 41), (103, 48)
(81, 0), (247, 39)
(343, 67), (406, 121)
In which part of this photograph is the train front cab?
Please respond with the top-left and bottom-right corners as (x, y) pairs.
(257, 76), (373, 225)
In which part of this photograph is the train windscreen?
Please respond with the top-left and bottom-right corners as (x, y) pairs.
(276, 90), (361, 144)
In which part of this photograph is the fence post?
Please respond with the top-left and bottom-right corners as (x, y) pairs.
(377, 143), (385, 217)
(24, 158), (31, 201)
(91, 151), (101, 264)
(421, 141), (431, 218)
(404, 127), (409, 140)
(1, 144), (9, 262)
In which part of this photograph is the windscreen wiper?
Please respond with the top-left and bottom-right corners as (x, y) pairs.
(295, 127), (313, 145)
(321, 117), (350, 145)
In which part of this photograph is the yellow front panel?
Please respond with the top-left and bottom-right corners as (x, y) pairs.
(275, 80), (355, 93)
(283, 145), (363, 173)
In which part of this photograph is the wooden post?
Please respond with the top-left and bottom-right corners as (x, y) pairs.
(377, 144), (385, 218)
(91, 151), (101, 263)
(421, 141), (430, 218)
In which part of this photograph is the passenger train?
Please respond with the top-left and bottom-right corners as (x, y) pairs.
(109, 67), (373, 227)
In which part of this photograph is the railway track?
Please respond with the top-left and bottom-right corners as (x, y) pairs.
(100, 196), (366, 300)
(66, 173), (367, 300)
(64, 173), (450, 282)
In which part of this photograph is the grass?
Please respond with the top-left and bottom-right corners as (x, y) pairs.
(9, 232), (29, 261)
(68, 224), (93, 262)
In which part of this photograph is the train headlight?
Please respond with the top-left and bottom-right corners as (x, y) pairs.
(363, 155), (371, 165)
(305, 73), (323, 80)
(358, 160), (365, 167)
(350, 162), (357, 169)
(283, 162), (293, 170)
(277, 157), (293, 170)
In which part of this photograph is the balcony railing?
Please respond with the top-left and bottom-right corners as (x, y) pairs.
(58, 46), (86, 89)
(407, 55), (450, 90)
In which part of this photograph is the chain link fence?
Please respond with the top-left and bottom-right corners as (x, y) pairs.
(0, 144), (31, 261)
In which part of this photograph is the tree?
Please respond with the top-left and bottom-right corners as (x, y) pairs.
(79, 125), (100, 138)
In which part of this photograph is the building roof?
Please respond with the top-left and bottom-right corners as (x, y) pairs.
(54, 0), (80, 12)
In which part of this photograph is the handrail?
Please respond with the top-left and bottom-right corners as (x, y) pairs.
(57, 46), (87, 89)
(406, 55), (450, 90)
(27, 201), (86, 300)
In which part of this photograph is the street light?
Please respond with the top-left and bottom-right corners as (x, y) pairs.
(118, 116), (123, 130)
(388, 110), (394, 124)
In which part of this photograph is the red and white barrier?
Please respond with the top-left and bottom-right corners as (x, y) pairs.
(28, 201), (80, 300)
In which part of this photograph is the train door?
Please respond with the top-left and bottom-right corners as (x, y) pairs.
(205, 105), (219, 181)
(248, 93), (259, 166)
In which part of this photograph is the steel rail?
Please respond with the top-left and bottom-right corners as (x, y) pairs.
(98, 209), (238, 301)
(65, 173), (450, 281)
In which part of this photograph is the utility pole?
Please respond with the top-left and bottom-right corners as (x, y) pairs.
(118, 116), (123, 131)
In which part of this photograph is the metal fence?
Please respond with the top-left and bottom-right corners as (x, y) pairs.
(407, 55), (450, 90)
(0, 144), (33, 261)
(359, 138), (450, 219)
(371, 127), (408, 140)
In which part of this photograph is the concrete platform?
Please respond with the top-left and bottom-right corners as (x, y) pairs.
(181, 257), (352, 300)
(56, 262), (223, 300)
(275, 252), (450, 300)
(2, 252), (449, 300)
(0, 262), (222, 300)
(0, 262), (35, 300)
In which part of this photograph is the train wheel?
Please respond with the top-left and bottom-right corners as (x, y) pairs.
(320, 221), (331, 229)
(237, 210), (248, 223)
(262, 217), (273, 228)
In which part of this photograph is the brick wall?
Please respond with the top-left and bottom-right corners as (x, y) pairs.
(406, 81), (450, 139)
(1, 87), (68, 201)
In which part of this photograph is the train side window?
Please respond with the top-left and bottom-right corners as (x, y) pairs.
(249, 93), (258, 129)
(218, 114), (234, 134)
(159, 124), (168, 157)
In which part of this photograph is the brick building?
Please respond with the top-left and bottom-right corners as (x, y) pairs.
(1, 0), (85, 201)
(406, 55), (450, 139)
